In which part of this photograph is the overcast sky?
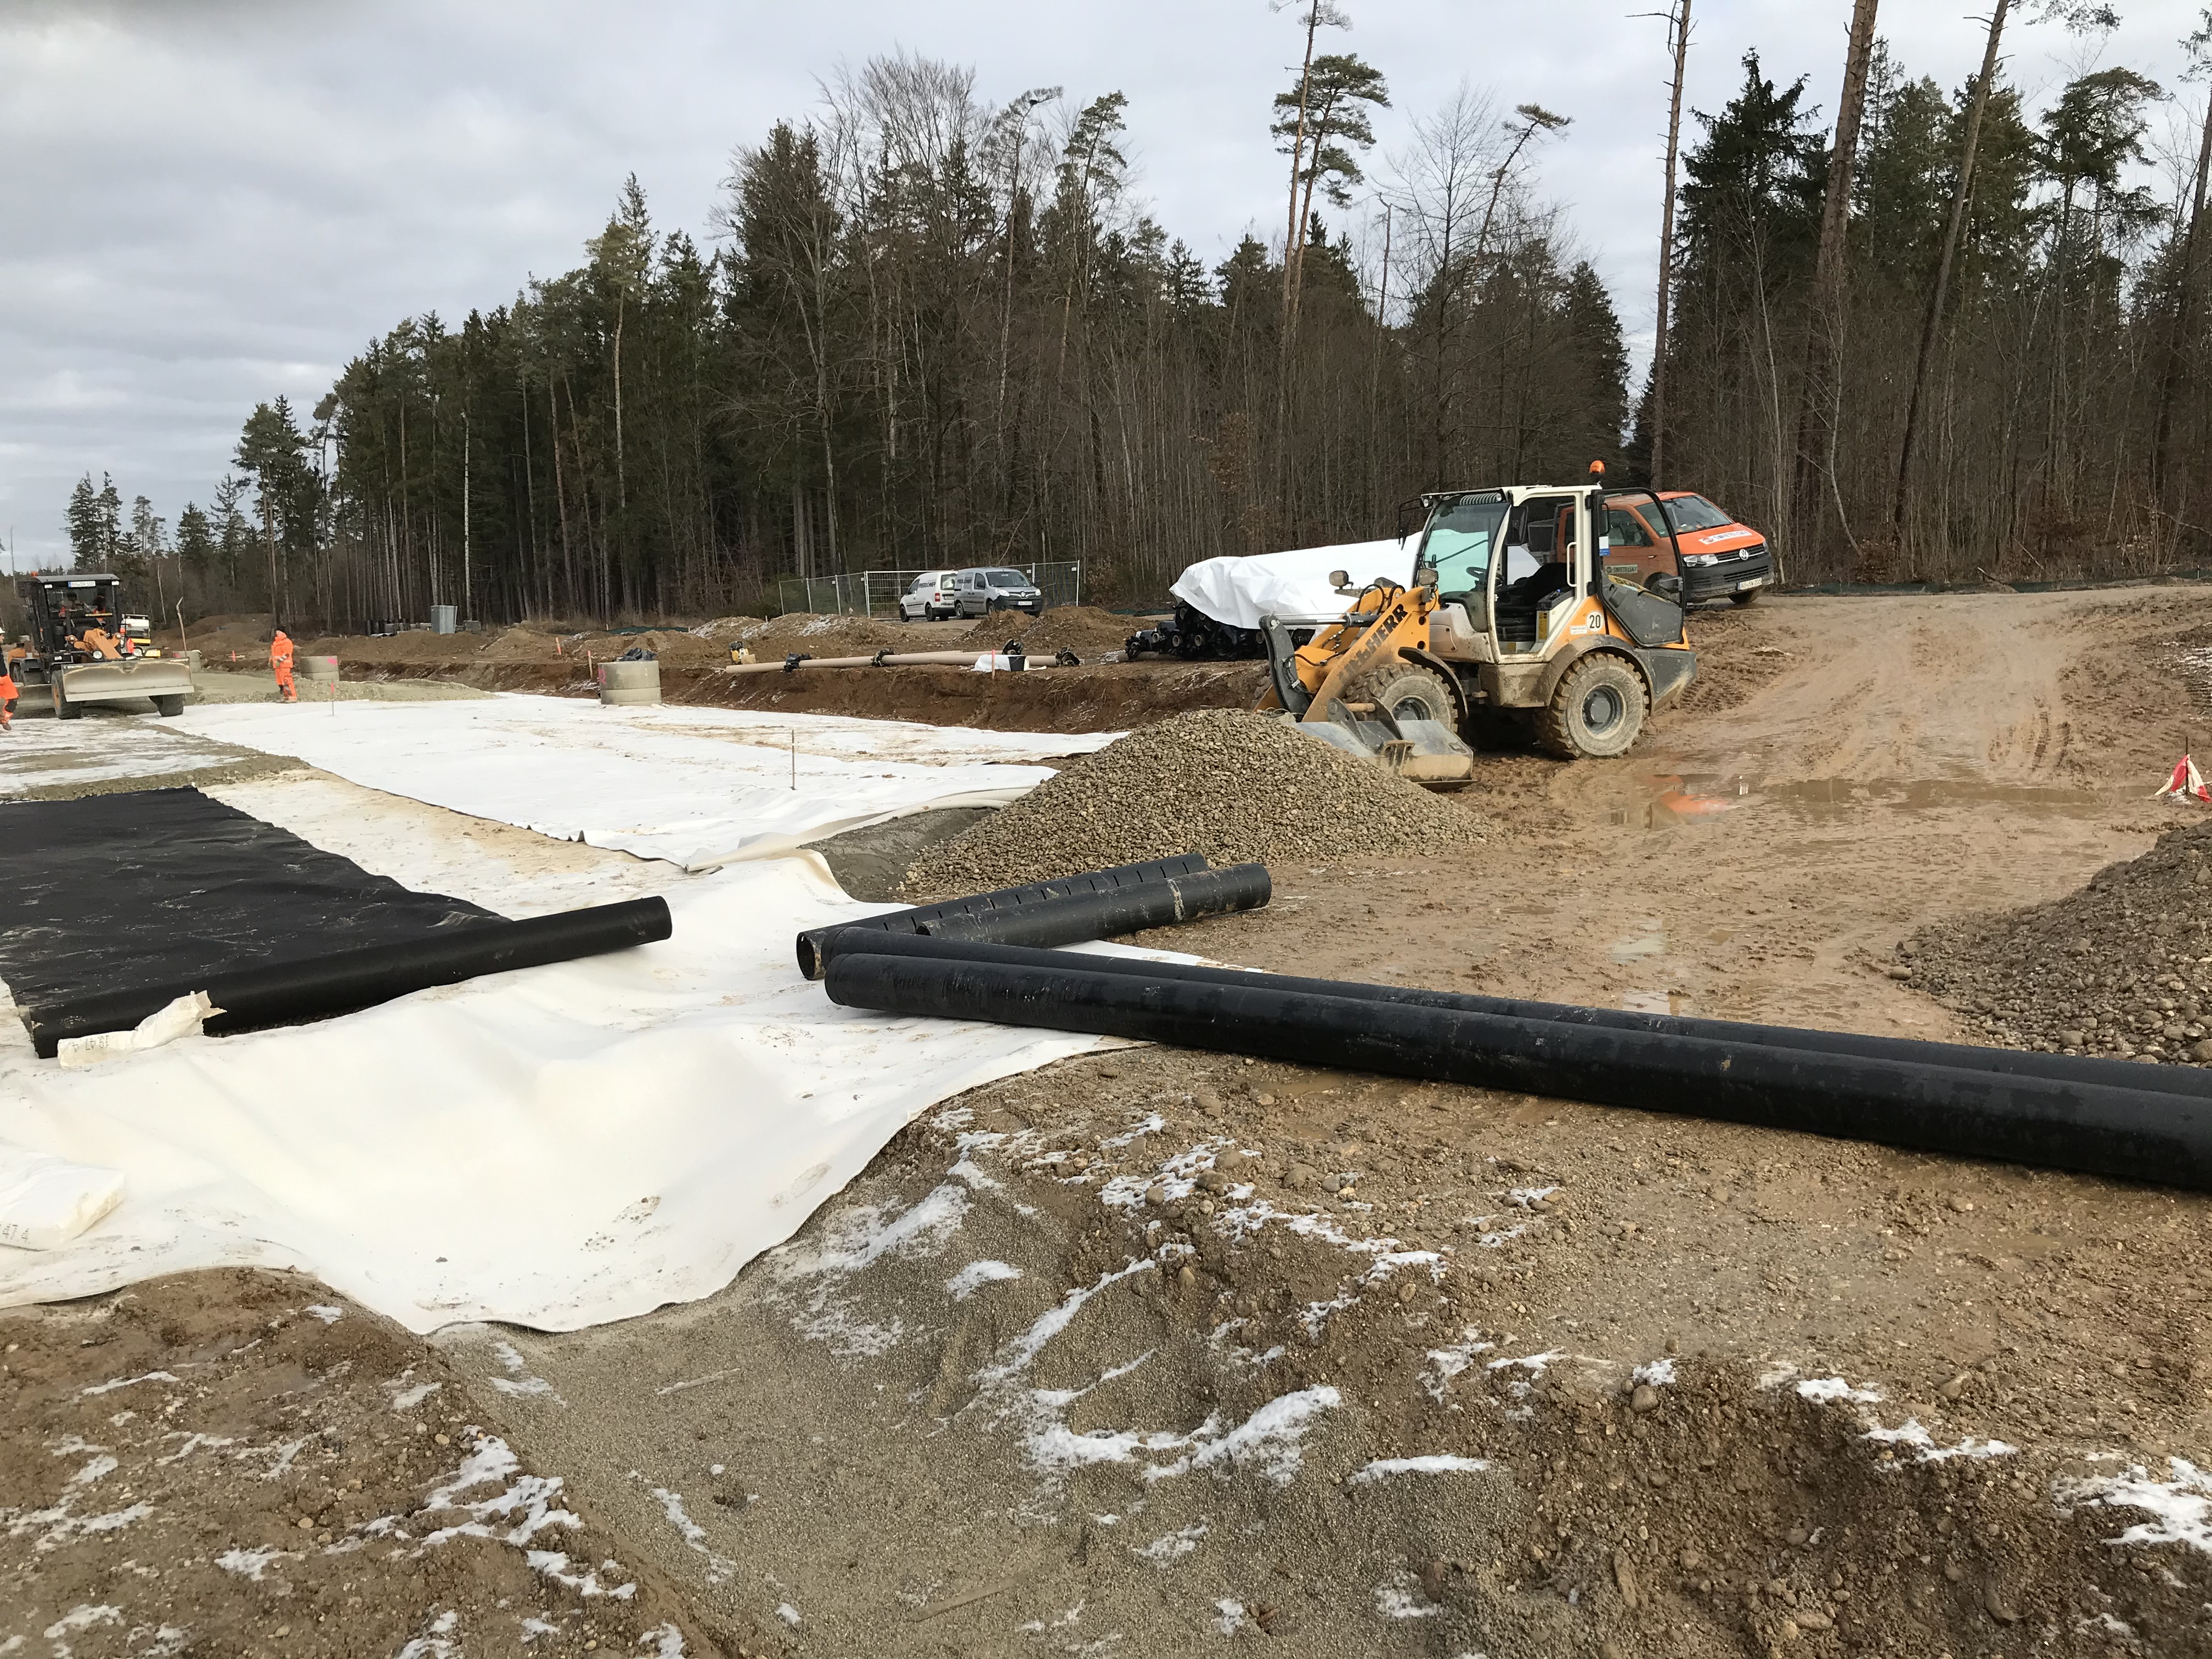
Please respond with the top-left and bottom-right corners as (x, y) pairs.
(2, 0), (2203, 567)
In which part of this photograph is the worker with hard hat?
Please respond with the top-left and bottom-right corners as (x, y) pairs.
(0, 652), (16, 732)
(270, 627), (297, 703)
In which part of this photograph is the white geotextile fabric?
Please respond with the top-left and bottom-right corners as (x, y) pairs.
(172, 697), (1118, 870)
(1169, 538), (1412, 631)
(0, 857), (1124, 1334)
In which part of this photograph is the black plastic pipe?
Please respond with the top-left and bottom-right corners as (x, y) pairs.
(917, 864), (1270, 950)
(822, 952), (2212, 1190)
(819, 930), (2212, 1103)
(794, 853), (1208, 979)
(22, 896), (673, 1058)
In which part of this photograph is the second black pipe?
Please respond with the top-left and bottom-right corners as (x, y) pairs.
(822, 951), (2212, 1190)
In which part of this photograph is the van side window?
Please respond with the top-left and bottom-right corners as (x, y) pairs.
(1606, 509), (1652, 548)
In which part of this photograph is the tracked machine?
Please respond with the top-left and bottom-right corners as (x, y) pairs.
(1257, 464), (1698, 786)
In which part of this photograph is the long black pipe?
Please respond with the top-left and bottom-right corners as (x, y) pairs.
(795, 853), (1208, 979)
(919, 865), (1270, 949)
(816, 930), (2212, 1103)
(822, 952), (2212, 1190)
(22, 897), (673, 1058)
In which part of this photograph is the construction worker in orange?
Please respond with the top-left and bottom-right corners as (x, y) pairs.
(270, 627), (297, 703)
(0, 657), (16, 732)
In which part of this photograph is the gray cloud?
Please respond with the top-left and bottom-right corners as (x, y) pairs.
(3, 0), (2202, 565)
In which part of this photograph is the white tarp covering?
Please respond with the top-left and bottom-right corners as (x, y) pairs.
(0, 856), (1135, 1333)
(173, 697), (1118, 870)
(1169, 538), (1412, 632)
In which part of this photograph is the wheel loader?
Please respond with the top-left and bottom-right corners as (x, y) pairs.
(1256, 464), (1697, 786)
(11, 574), (195, 719)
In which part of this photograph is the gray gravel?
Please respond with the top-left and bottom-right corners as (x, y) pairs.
(1901, 817), (2212, 1063)
(910, 707), (1485, 895)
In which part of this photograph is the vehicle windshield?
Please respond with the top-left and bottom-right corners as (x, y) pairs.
(1655, 494), (1737, 533)
(1418, 495), (1510, 597)
(984, 569), (1031, 586)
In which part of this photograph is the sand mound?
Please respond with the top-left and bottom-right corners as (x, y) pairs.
(1901, 817), (2212, 1063)
(956, 605), (1133, 657)
(740, 613), (916, 657)
(908, 707), (1484, 896)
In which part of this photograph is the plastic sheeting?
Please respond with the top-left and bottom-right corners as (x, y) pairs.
(1169, 538), (1412, 632)
(173, 697), (1119, 869)
(0, 788), (495, 1017)
(0, 857), (1128, 1333)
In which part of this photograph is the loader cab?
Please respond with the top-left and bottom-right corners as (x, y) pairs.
(1414, 486), (1601, 661)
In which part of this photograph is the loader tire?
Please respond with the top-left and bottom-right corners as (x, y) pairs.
(154, 695), (185, 717)
(55, 684), (82, 720)
(1538, 653), (1647, 759)
(1351, 663), (1458, 728)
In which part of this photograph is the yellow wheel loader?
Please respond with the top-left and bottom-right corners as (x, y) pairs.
(1256, 464), (1698, 785)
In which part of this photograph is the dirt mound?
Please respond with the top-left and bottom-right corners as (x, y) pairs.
(0, 1269), (697, 1655)
(910, 707), (1484, 895)
(1900, 816), (2212, 1061)
(742, 612), (915, 657)
(957, 604), (1134, 657)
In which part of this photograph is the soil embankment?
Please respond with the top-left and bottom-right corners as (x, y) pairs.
(23, 583), (2212, 1656)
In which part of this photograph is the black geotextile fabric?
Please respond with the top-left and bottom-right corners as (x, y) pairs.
(0, 787), (500, 1011)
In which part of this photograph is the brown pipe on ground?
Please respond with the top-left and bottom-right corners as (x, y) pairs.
(721, 651), (984, 675)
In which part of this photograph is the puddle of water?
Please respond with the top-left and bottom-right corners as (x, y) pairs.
(1618, 989), (1693, 1014)
(1609, 919), (1666, 964)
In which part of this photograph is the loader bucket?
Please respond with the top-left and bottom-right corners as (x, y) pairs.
(1289, 709), (1476, 789)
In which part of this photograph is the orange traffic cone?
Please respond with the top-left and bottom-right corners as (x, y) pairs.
(2154, 754), (2211, 802)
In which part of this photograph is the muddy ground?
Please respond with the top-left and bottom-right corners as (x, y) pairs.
(10, 585), (2212, 1657)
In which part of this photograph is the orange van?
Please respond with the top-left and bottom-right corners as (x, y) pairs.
(1600, 491), (1775, 606)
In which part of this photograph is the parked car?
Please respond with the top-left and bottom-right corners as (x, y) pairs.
(898, 569), (960, 621)
(1601, 491), (1775, 606)
(950, 567), (1045, 618)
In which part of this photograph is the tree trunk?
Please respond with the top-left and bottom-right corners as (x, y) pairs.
(1791, 0), (1880, 566)
(1650, 0), (1692, 486)
(1892, 0), (2010, 549)
(1280, 4), (1323, 332)
(2152, 89), (2212, 505)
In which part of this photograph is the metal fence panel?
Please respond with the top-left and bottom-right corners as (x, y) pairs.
(778, 561), (1082, 618)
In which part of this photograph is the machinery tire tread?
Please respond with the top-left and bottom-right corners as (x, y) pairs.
(1346, 663), (1458, 729)
(1537, 653), (1647, 759)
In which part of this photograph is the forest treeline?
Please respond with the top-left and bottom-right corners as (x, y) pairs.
(60, 4), (2212, 625)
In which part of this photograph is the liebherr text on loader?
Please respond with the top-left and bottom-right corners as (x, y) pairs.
(1256, 462), (1699, 787)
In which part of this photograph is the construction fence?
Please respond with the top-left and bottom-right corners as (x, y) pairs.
(776, 561), (1083, 619)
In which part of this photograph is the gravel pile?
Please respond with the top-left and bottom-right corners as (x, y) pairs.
(907, 707), (1484, 896)
(1900, 818), (2212, 1063)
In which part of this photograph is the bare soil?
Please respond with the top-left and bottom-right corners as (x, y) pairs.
(1, 1270), (698, 1656)
(18, 584), (2212, 1656)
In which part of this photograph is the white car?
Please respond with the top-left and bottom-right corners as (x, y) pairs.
(899, 570), (959, 622)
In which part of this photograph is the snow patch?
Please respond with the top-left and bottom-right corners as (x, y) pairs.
(1863, 1419), (2016, 1463)
(2056, 1459), (2212, 1552)
(1133, 1522), (1207, 1564)
(1633, 1358), (1677, 1387)
(946, 1260), (1023, 1300)
(1423, 1330), (1497, 1402)
(1796, 1376), (1882, 1404)
(216, 1546), (298, 1581)
(305, 1305), (344, 1323)
(77, 1372), (178, 1398)
(1350, 1455), (1493, 1484)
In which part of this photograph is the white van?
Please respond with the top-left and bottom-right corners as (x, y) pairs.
(899, 570), (960, 622)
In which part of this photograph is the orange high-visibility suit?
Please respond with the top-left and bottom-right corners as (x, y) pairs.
(270, 630), (297, 703)
(0, 666), (16, 731)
